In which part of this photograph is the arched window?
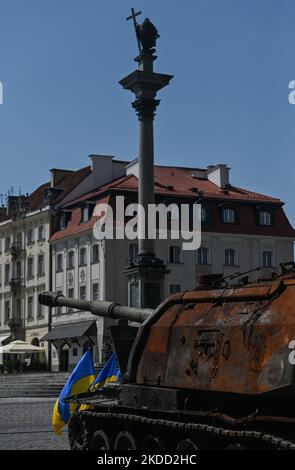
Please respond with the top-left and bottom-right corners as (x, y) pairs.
(197, 247), (209, 265)
(225, 248), (236, 266)
(259, 211), (271, 226)
(169, 245), (181, 263)
(262, 251), (273, 268)
(223, 208), (235, 224)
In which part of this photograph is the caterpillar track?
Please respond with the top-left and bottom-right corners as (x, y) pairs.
(69, 408), (295, 451)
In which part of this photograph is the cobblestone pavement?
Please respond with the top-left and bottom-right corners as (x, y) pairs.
(0, 398), (69, 450)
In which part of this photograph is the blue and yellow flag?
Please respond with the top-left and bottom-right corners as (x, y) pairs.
(90, 352), (120, 391)
(53, 350), (95, 435)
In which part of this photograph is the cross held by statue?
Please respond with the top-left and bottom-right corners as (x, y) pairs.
(126, 7), (142, 53)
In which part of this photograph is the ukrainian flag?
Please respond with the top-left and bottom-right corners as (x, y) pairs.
(90, 352), (120, 391)
(53, 350), (95, 435)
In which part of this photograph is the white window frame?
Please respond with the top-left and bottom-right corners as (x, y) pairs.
(224, 248), (236, 266)
(262, 250), (273, 268)
(223, 208), (235, 224)
(169, 245), (181, 264)
(259, 211), (271, 226)
(197, 247), (209, 265)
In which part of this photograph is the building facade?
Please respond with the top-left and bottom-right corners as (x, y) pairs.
(0, 166), (91, 365)
(44, 156), (295, 371)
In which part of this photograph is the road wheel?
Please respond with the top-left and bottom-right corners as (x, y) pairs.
(176, 438), (200, 452)
(114, 431), (138, 450)
(89, 430), (113, 450)
(141, 434), (166, 451)
(68, 413), (91, 450)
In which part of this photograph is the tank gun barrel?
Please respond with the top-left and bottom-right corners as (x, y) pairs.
(38, 292), (153, 324)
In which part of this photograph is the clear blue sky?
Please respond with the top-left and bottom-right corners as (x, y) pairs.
(0, 0), (294, 224)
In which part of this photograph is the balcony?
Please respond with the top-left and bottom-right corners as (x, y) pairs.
(9, 277), (24, 290)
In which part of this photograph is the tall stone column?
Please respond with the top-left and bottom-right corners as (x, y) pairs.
(120, 17), (173, 309)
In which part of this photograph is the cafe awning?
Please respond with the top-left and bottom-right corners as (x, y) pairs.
(0, 335), (10, 345)
(40, 320), (97, 342)
(0, 340), (45, 354)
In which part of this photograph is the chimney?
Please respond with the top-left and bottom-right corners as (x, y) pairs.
(90, 155), (126, 189)
(50, 169), (73, 189)
(125, 158), (139, 178)
(207, 164), (230, 189)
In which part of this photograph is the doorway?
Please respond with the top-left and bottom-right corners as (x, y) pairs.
(59, 348), (69, 372)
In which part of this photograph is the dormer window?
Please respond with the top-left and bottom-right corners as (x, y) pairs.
(82, 206), (89, 223)
(59, 214), (66, 230)
(223, 208), (235, 224)
(259, 211), (271, 226)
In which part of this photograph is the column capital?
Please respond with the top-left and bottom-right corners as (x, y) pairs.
(132, 97), (160, 121)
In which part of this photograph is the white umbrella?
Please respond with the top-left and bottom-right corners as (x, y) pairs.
(0, 340), (44, 354)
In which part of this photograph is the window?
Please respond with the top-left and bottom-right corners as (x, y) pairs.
(4, 301), (10, 323)
(37, 299), (43, 319)
(223, 208), (235, 224)
(169, 246), (181, 263)
(38, 225), (45, 241)
(0, 239), (2, 254)
(16, 299), (21, 320)
(93, 283), (99, 301)
(81, 206), (89, 223)
(27, 228), (34, 244)
(262, 251), (273, 268)
(80, 285), (86, 300)
(56, 290), (63, 315)
(201, 207), (207, 222)
(16, 260), (21, 279)
(259, 211), (271, 226)
(73, 348), (78, 357)
(5, 264), (10, 284)
(197, 247), (209, 265)
(5, 236), (10, 252)
(128, 243), (138, 261)
(16, 233), (22, 247)
(79, 247), (87, 266)
(56, 254), (63, 272)
(92, 244), (99, 264)
(27, 257), (34, 278)
(68, 288), (74, 313)
(225, 249), (236, 266)
(38, 254), (45, 276)
(68, 251), (75, 269)
(27, 296), (34, 320)
(59, 214), (66, 231)
(169, 284), (181, 294)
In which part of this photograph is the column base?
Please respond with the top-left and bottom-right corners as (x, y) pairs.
(124, 253), (170, 309)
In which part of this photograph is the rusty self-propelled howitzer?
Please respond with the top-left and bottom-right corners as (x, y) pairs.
(39, 266), (295, 450)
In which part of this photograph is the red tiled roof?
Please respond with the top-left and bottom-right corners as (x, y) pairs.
(27, 182), (51, 211)
(50, 164), (295, 241)
(63, 165), (282, 208)
(53, 166), (91, 203)
(0, 166), (91, 222)
(51, 195), (110, 241)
